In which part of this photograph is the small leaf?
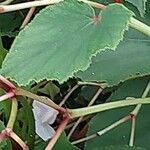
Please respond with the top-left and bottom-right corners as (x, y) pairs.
(0, 12), (23, 36)
(1, 1), (133, 85)
(38, 82), (60, 99)
(125, 0), (147, 17)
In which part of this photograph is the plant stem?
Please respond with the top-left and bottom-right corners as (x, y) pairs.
(129, 17), (150, 37)
(0, 92), (15, 102)
(78, 81), (107, 87)
(7, 98), (18, 129)
(0, 0), (14, 4)
(129, 115), (135, 146)
(0, 75), (16, 89)
(72, 81), (150, 144)
(16, 87), (65, 112)
(0, 0), (63, 13)
(45, 117), (69, 150)
(68, 97), (150, 118)
(128, 81), (150, 146)
(72, 115), (131, 145)
(78, 0), (106, 9)
(20, 7), (36, 29)
(72, 134), (97, 145)
(67, 87), (104, 139)
(5, 128), (29, 150)
(59, 84), (79, 106)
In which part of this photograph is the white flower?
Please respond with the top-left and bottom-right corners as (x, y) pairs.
(32, 100), (59, 141)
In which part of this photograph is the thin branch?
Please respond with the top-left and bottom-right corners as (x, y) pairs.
(78, 81), (107, 87)
(88, 87), (103, 106)
(0, 92), (15, 102)
(72, 80), (150, 145)
(78, 0), (106, 9)
(72, 115), (130, 145)
(59, 84), (79, 106)
(129, 115), (135, 146)
(67, 87), (104, 139)
(0, 0), (63, 13)
(67, 116), (83, 139)
(0, 0), (14, 4)
(129, 17), (150, 37)
(0, 128), (29, 150)
(7, 98), (18, 129)
(15, 87), (65, 112)
(0, 75), (16, 89)
(68, 97), (150, 118)
(20, 7), (36, 29)
(6, 128), (29, 150)
(45, 117), (69, 150)
(72, 134), (97, 145)
(66, 115), (92, 129)
(131, 81), (150, 115)
(128, 81), (150, 146)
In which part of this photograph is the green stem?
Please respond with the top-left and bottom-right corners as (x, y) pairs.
(15, 87), (65, 112)
(129, 17), (150, 37)
(7, 98), (18, 129)
(68, 97), (150, 118)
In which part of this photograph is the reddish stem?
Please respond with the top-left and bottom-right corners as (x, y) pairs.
(0, 128), (29, 150)
(113, 0), (122, 3)
(0, 92), (15, 102)
(0, 75), (16, 89)
(45, 117), (69, 150)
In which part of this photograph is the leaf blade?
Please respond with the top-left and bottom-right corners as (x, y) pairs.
(1, 1), (133, 85)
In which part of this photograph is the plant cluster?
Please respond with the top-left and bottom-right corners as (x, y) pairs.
(0, 0), (150, 149)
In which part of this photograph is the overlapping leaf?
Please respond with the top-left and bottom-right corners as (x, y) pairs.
(76, 29), (150, 85)
(0, 12), (23, 36)
(85, 76), (150, 149)
(125, 0), (147, 16)
(0, 0), (133, 85)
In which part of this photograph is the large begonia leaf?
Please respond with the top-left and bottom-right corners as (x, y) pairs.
(0, 0), (133, 85)
(76, 29), (150, 85)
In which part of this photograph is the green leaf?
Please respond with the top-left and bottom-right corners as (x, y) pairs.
(85, 76), (150, 150)
(125, 0), (147, 17)
(38, 82), (60, 100)
(0, 12), (23, 36)
(100, 145), (146, 150)
(1, 1), (133, 85)
(76, 29), (150, 85)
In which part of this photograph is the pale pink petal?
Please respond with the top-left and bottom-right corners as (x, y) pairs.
(32, 100), (58, 124)
(35, 121), (55, 141)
